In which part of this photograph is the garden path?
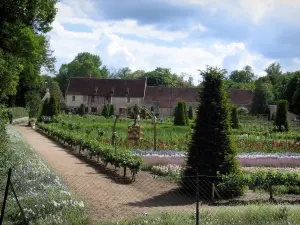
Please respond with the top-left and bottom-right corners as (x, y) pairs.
(16, 125), (194, 223)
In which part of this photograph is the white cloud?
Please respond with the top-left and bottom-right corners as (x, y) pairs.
(49, 0), (275, 82)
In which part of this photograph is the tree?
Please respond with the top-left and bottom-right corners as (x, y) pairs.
(101, 104), (109, 118)
(182, 102), (189, 125)
(25, 92), (42, 118)
(174, 102), (188, 126)
(251, 81), (274, 115)
(188, 106), (194, 120)
(229, 65), (255, 83)
(140, 106), (147, 119)
(78, 104), (86, 116)
(42, 98), (50, 116)
(275, 100), (289, 132)
(231, 105), (239, 129)
(292, 79), (300, 115)
(265, 62), (282, 85)
(142, 67), (173, 86)
(237, 107), (249, 116)
(0, 0), (57, 106)
(55, 52), (107, 94)
(48, 95), (59, 117)
(109, 104), (115, 116)
(182, 66), (238, 191)
(286, 71), (300, 112)
(133, 104), (139, 117)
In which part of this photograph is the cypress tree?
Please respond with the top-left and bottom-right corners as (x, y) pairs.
(174, 101), (186, 126)
(78, 104), (86, 116)
(188, 106), (193, 120)
(182, 102), (189, 125)
(182, 66), (239, 194)
(42, 98), (50, 116)
(275, 100), (289, 132)
(102, 104), (109, 118)
(49, 96), (59, 117)
(109, 104), (115, 116)
(231, 105), (239, 129)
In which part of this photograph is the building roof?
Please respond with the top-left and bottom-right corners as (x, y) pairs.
(145, 87), (253, 108)
(145, 87), (199, 108)
(66, 77), (147, 98)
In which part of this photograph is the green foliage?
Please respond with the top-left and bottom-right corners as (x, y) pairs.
(150, 106), (154, 112)
(140, 106), (147, 119)
(41, 98), (50, 116)
(174, 102), (188, 126)
(292, 78), (300, 115)
(251, 81), (274, 115)
(109, 104), (115, 116)
(265, 62), (282, 85)
(133, 104), (139, 118)
(237, 107), (249, 116)
(37, 122), (143, 176)
(229, 65), (256, 83)
(188, 106), (193, 120)
(231, 105), (239, 129)
(48, 96), (59, 117)
(275, 100), (289, 132)
(183, 66), (238, 188)
(55, 52), (106, 93)
(0, 50), (23, 100)
(102, 104), (109, 118)
(25, 92), (42, 118)
(78, 104), (86, 116)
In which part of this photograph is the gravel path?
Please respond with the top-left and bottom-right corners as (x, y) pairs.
(16, 125), (194, 223)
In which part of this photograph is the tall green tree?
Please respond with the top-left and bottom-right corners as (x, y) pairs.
(231, 105), (239, 129)
(0, 0), (57, 106)
(182, 66), (238, 183)
(188, 106), (194, 120)
(275, 100), (289, 132)
(48, 95), (59, 117)
(101, 104), (109, 118)
(292, 79), (300, 115)
(265, 62), (282, 85)
(25, 92), (42, 118)
(174, 101), (188, 126)
(42, 98), (50, 117)
(109, 104), (115, 116)
(251, 81), (274, 115)
(55, 52), (106, 94)
(229, 65), (256, 83)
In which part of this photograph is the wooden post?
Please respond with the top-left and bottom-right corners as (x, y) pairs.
(153, 116), (157, 150)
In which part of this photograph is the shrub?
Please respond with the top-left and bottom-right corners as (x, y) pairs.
(140, 106), (147, 119)
(237, 107), (249, 116)
(275, 100), (289, 132)
(174, 102), (187, 126)
(101, 104), (109, 118)
(231, 105), (239, 129)
(42, 98), (50, 117)
(109, 104), (115, 116)
(25, 93), (42, 118)
(182, 66), (239, 196)
(49, 96), (59, 117)
(188, 106), (193, 120)
(182, 102), (189, 125)
(78, 104), (86, 116)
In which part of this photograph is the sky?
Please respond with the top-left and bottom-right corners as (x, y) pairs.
(49, 0), (300, 82)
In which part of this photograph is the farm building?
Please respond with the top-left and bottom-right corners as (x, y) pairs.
(65, 77), (254, 116)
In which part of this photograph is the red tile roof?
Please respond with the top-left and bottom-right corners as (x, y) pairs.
(145, 87), (253, 108)
(145, 87), (199, 108)
(66, 77), (147, 98)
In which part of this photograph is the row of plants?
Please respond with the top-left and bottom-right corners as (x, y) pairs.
(220, 170), (300, 200)
(37, 122), (143, 180)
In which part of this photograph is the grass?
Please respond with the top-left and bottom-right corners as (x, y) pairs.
(100, 204), (300, 225)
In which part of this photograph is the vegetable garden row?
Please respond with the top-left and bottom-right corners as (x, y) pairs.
(37, 123), (143, 181)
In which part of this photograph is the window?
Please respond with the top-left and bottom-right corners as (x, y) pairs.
(72, 96), (75, 102)
(127, 96), (131, 103)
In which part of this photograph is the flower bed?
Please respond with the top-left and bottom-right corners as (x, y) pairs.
(1, 126), (89, 224)
(134, 150), (300, 167)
